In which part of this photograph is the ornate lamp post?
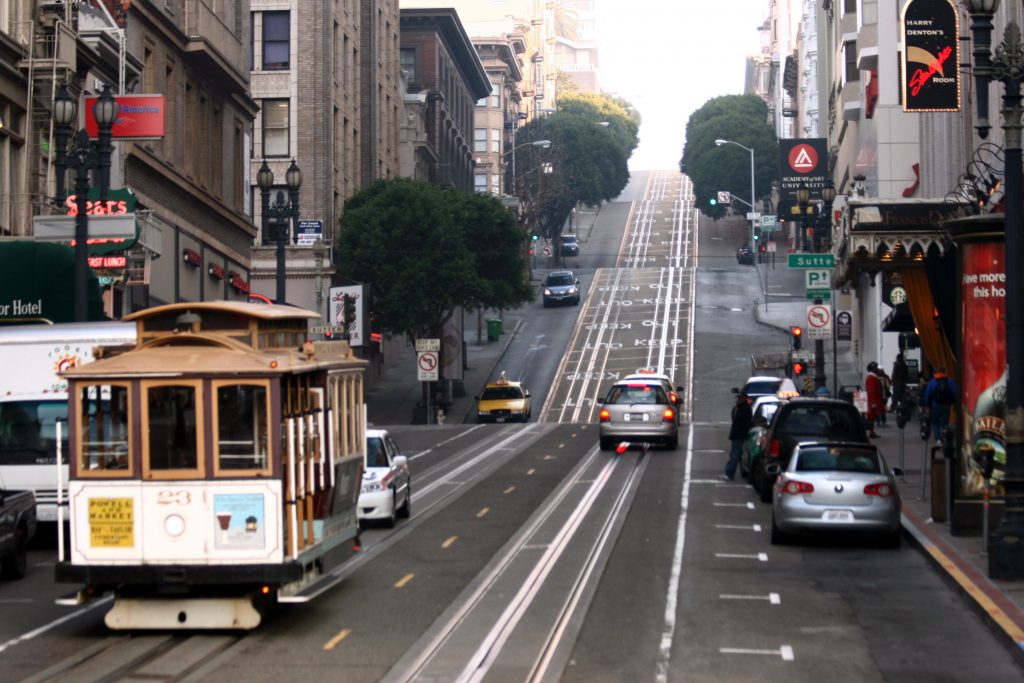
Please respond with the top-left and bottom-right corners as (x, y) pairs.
(257, 159), (302, 304)
(53, 83), (119, 322)
(965, 0), (1024, 578)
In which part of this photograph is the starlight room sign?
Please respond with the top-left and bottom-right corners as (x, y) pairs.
(901, 0), (960, 112)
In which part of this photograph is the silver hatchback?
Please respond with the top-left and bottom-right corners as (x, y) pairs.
(771, 442), (901, 547)
(597, 381), (679, 451)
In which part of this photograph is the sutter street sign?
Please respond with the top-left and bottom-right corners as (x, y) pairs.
(788, 253), (835, 268)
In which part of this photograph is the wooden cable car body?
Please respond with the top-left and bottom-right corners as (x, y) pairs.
(54, 302), (367, 630)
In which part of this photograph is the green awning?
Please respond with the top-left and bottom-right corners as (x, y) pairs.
(0, 242), (104, 323)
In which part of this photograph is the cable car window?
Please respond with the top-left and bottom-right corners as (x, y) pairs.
(216, 383), (270, 472)
(147, 385), (199, 471)
(79, 384), (131, 474)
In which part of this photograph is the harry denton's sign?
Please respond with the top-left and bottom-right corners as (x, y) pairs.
(901, 0), (960, 112)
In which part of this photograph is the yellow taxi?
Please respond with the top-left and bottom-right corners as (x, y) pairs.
(476, 372), (531, 423)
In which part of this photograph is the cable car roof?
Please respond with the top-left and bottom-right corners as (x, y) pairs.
(122, 301), (320, 322)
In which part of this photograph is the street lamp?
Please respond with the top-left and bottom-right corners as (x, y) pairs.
(257, 158), (302, 304)
(965, 0), (1024, 579)
(53, 83), (119, 322)
(714, 138), (757, 250)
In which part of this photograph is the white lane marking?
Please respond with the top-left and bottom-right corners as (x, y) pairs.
(693, 449), (725, 454)
(720, 646), (794, 661)
(719, 592), (781, 604)
(409, 424), (486, 460)
(715, 552), (768, 561)
(0, 599), (34, 604)
(713, 502), (755, 509)
(0, 596), (112, 654)
(715, 524), (762, 532)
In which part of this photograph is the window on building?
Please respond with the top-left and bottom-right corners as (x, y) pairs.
(490, 83), (500, 108)
(262, 10), (290, 70)
(844, 0), (857, 14)
(491, 128), (501, 153)
(262, 99), (289, 157)
(474, 173), (487, 193)
(844, 41), (860, 83)
(474, 128), (487, 153)
(400, 47), (416, 82)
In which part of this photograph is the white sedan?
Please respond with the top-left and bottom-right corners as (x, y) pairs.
(358, 429), (411, 527)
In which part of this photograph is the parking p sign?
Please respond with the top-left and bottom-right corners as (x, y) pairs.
(805, 269), (831, 290)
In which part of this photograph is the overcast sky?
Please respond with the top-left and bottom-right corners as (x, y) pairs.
(595, 1), (768, 171)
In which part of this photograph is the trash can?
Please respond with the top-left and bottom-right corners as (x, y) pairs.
(486, 318), (503, 342)
(931, 446), (948, 522)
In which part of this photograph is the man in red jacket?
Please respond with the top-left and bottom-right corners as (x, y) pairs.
(865, 362), (883, 438)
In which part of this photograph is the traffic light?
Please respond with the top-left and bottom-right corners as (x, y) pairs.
(709, 197), (717, 206)
(790, 326), (803, 351)
(792, 361), (806, 377)
(342, 294), (356, 325)
(531, 233), (540, 242)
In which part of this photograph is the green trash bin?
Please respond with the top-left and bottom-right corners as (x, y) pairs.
(486, 318), (503, 341)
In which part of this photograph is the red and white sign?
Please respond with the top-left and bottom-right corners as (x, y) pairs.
(806, 304), (831, 340)
(788, 144), (820, 174)
(85, 94), (165, 140)
(417, 351), (439, 381)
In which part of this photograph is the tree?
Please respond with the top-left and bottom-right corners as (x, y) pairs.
(337, 178), (531, 343)
(679, 95), (779, 219)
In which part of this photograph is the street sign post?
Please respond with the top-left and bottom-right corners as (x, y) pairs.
(806, 289), (832, 300)
(805, 269), (831, 289)
(760, 215), (777, 232)
(417, 351), (439, 381)
(788, 253), (835, 268)
(415, 338), (440, 352)
(836, 310), (853, 341)
(746, 212), (762, 221)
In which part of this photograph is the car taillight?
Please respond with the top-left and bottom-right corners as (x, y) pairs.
(864, 483), (895, 497)
(599, 409), (611, 422)
(662, 408), (675, 422)
(781, 480), (814, 495)
(769, 439), (781, 458)
(670, 392), (679, 404)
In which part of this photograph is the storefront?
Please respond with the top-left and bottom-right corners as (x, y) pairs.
(0, 242), (103, 323)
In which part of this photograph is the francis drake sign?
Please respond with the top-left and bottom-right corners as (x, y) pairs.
(901, 0), (960, 112)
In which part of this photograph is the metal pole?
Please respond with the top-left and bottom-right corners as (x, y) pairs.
(989, 24), (1024, 577)
(72, 137), (92, 323)
(276, 228), (287, 304)
(749, 147), (756, 260)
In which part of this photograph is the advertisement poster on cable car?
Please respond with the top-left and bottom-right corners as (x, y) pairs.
(213, 493), (266, 550)
(959, 240), (1006, 498)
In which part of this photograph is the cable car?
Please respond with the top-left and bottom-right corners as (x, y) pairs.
(54, 302), (367, 629)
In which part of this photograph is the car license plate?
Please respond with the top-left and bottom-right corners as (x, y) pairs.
(823, 509), (853, 522)
(626, 413), (646, 422)
(496, 417), (506, 423)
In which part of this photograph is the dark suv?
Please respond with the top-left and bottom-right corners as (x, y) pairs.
(750, 398), (870, 502)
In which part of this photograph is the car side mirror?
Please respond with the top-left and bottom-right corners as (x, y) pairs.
(524, 390), (531, 397)
(473, 396), (480, 401)
(731, 387), (739, 395)
(393, 455), (408, 469)
(892, 466), (905, 477)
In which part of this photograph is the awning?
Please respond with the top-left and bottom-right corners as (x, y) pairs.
(0, 242), (104, 323)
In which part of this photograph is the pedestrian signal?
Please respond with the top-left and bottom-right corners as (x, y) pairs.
(790, 326), (803, 350)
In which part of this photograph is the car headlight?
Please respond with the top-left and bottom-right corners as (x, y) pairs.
(361, 481), (384, 493)
(478, 410), (489, 416)
(568, 287), (578, 294)
(544, 288), (552, 295)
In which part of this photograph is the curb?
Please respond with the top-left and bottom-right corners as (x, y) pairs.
(900, 504), (1024, 665)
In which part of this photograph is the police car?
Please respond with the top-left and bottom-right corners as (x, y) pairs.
(358, 429), (411, 527)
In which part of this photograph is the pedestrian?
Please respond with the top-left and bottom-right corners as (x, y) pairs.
(723, 391), (752, 481)
(874, 366), (892, 426)
(891, 353), (909, 410)
(923, 366), (958, 444)
(865, 362), (883, 438)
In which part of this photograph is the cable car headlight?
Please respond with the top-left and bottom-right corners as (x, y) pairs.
(164, 514), (186, 537)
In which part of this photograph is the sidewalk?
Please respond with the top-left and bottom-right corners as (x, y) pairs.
(754, 268), (1024, 662)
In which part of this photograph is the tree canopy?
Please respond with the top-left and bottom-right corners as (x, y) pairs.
(679, 94), (779, 220)
(337, 178), (532, 342)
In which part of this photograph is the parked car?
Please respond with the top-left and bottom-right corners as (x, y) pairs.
(476, 373), (531, 423)
(0, 487), (37, 580)
(740, 396), (781, 479)
(542, 270), (581, 307)
(623, 368), (683, 412)
(597, 381), (678, 451)
(750, 397), (871, 502)
(771, 442), (902, 547)
(358, 429), (411, 528)
(736, 243), (755, 265)
(561, 234), (580, 256)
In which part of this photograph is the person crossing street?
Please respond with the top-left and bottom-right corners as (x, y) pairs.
(723, 391), (752, 481)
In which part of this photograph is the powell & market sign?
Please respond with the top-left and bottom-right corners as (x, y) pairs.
(901, 0), (960, 112)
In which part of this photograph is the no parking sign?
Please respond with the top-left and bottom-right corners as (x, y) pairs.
(806, 304), (831, 340)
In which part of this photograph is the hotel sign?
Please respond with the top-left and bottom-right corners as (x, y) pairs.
(901, 0), (960, 112)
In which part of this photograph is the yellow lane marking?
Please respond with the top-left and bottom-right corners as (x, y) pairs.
(394, 573), (415, 588)
(442, 535), (458, 549)
(504, 486), (516, 495)
(477, 507), (490, 518)
(923, 544), (1024, 644)
(323, 628), (351, 651)
(527, 468), (536, 475)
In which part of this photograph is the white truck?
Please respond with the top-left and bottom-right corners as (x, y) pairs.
(0, 322), (135, 522)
